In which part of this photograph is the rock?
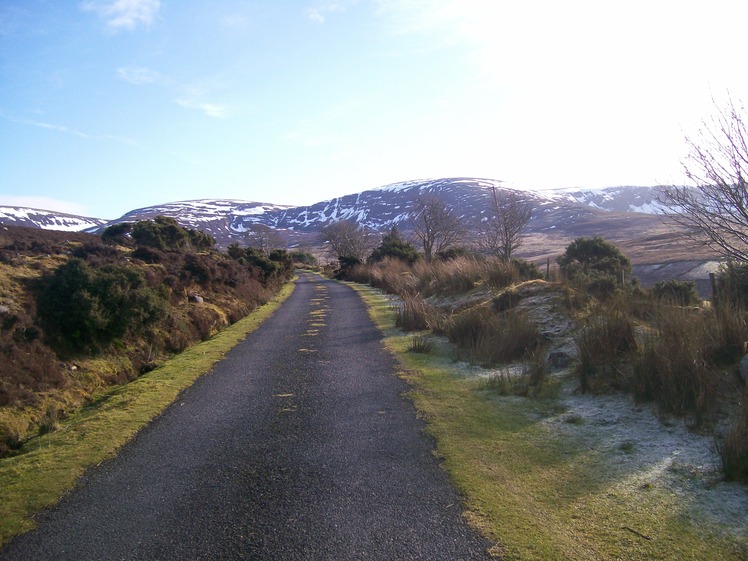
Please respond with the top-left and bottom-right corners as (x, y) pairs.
(0, 305), (9, 314)
(188, 294), (204, 304)
(738, 354), (748, 384)
(548, 350), (574, 370)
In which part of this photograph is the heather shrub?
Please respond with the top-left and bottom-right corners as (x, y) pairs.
(187, 306), (223, 341)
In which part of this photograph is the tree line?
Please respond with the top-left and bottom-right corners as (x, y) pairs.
(320, 186), (533, 268)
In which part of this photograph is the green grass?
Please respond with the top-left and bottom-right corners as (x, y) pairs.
(0, 279), (296, 546)
(347, 282), (748, 561)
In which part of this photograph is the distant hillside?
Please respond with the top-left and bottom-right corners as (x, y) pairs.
(2, 179), (706, 267)
(89, 178), (674, 251)
(0, 206), (107, 232)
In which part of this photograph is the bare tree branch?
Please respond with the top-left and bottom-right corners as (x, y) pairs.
(246, 224), (285, 255)
(319, 220), (373, 262)
(659, 96), (748, 262)
(476, 187), (532, 262)
(410, 194), (464, 261)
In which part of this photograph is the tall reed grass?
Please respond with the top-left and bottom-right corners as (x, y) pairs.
(445, 306), (542, 366)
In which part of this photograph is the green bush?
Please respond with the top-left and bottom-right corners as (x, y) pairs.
(36, 258), (168, 355)
(369, 226), (420, 264)
(101, 222), (133, 246)
(512, 258), (544, 281)
(715, 263), (748, 309)
(558, 237), (631, 282)
(651, 279), (700, 306)
(130, 216), (215, 252)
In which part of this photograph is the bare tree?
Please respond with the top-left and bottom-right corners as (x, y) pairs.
(246, 224), (284, 254)
(476, 187), (532, 262)
(659, 97), (748, 262)
(410, 194), (464, 261)
(319, 220), (373, 262)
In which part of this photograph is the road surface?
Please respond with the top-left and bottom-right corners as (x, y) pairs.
(0, 273), (493, 560)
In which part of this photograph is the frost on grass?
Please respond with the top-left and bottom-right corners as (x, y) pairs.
(542, 381), (748, 544)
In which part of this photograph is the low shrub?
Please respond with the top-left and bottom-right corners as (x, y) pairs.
(574, 311), (637, 393)
(651, 279), (700, 306)
(484, 260), (518, 290)
(716, 389), (748, 483)
(710, 304), (748, 365)
(407, 334), (433, 354)
(424, 257), (484, 296)
(492, 288), (519, 312)
(480, 350), (548, 396)
(512, 258), (544, 281)
(394, 295), (430, 331)
(715, 262), (748, 309)
(631, 306), (715, 422)
(36, 258), (169, 355)
(446, 306), (542, 366)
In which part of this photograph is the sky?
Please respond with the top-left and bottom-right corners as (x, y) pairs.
(2, 1), (748, 219)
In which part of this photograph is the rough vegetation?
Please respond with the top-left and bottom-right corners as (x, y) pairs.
(0, 221), (293, 456)
(342, 238), (748, 484)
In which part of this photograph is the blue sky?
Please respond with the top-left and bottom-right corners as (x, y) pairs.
(1, 1), (747, 219)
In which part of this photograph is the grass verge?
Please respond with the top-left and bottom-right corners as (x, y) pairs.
(0, 279), (297, 547)
(347, 282), (747, 561)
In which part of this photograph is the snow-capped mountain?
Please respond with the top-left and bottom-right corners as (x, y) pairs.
(107, 199), (293, 243)
(90, 178), (669, 250)
(1, 180), (672, 251)
(542, 186), (665, 214)
(0, 206), (107, 232)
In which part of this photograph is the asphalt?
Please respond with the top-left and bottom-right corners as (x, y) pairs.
(0, 273), (494, 560)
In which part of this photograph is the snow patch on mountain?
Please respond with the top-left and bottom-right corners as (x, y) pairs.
(0, 206), (107, 232)
(539, 186), (666, 214)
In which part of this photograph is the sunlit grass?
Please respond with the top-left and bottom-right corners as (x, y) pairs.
(0, 279), (297, 547)
(348, 281), (747, 561)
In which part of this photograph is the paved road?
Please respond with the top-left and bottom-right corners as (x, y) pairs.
(0, 273), (493, 560)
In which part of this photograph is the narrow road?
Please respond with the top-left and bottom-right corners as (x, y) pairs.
(0, 273), (493, 560)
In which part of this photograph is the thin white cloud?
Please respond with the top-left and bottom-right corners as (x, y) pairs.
(116, 66), (166, 85)
(81, 0), (161, 31)
(175, 98), (228, 119)
(19, 118), (91, 139)
(306, 1), (355, 24)
(2, 113), (142, 147)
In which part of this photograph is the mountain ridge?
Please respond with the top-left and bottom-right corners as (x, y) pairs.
(0, 178), (671, 254)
